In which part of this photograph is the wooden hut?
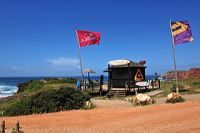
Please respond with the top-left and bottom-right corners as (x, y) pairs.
(106, 59), (146, 89)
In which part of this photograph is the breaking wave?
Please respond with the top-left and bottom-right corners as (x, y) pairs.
(0, 85), (18, 98)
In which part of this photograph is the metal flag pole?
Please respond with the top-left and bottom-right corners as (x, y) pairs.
(169, 20), (179, 93)
(75, 30), (84, 86)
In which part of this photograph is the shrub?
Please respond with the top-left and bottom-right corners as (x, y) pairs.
(26, 80), (44, 93)
(17, 80), (44, 94)
(45, 78), (77, 84)
(17, 81), (32, 93)
(166, 92), (185, 103)
(4, 88), (90, 116)
(192, 82), (200, 88)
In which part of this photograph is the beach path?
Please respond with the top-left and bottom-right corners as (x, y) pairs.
(1, 96), (200, 133)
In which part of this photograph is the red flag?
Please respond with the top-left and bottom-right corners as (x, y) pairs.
(76, 30), (101, 47)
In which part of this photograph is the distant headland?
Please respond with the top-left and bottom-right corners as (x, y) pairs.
(162, 68), (200, 79)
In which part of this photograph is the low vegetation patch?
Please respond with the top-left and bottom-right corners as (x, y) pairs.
(17, 80), (44, 94)
(166, 92), (185, 103)
(16, 78), (77, 95)
(3, 88), (90, 116)
(26, 80), (44, 93)
(158, 77), (200, 98)
(45, 78), (77, 84)
(170, 83), (185, 92)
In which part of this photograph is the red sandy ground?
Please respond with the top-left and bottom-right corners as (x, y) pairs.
(1, 100), (200, 133)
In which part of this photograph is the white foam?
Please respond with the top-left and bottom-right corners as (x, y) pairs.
(1, 90), (17, 94)
(0, 85), (18, 97)
(0, 85), (17, 89)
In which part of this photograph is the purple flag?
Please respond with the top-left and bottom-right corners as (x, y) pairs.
(171, 21), (193, 45)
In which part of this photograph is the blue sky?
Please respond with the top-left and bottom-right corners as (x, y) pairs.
(0, 0), (200, 77)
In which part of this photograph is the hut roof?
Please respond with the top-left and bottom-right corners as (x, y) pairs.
(108, 59), (145, 68)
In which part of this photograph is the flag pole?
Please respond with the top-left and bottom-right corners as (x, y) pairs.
(169, 20), (179, 93)
(75, 30), (84, 87)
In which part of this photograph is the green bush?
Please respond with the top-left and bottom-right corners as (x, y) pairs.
(193, 82), (200, 87)
(17, 80), (44, 93)
(45, 78), (77, 84)
(17, 81), (32, 93)
(26, 80), (44, 92)
(4, 88), (90, 116)
(166, 96), (185, 103)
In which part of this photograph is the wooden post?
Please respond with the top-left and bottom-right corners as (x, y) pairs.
(128, 63), (130, 95)
(75, 30), (84, 91)
(152, 80), (154, 89)
(16, 121), (20, 133)
(170, 20), (179, 93)
(0, 121), (5, 133)
(135, 86), (139, 95)
(108, 65), (111, 91)
(99, 75), (103, 96)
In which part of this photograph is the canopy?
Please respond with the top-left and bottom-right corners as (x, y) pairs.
(84, 68), (95, 80)
(84, 68), (95, 73)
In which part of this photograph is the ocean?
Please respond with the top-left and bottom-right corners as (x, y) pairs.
(0, 77), (44, 98)
(0, 75), (156, 98)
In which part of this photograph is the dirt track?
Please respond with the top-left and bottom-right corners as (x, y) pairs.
(1, 98), (200, 133)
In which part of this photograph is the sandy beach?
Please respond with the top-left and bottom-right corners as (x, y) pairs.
(1, 95), (200, 133)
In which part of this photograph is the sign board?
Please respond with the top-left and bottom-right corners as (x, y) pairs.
(134, 69), (144, 81)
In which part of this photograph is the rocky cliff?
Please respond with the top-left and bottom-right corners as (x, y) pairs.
(162, 68), (200, 79)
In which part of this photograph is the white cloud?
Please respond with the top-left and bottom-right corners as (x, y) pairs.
(47, 57), (80, 70)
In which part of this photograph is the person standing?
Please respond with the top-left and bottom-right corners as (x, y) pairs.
(99, 75), (104, 95)
(76, 80), (81, 90)
(155, 72), (158, 81)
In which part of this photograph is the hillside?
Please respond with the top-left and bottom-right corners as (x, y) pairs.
(0, 78), (78, 114)
(162, 68), (200, 79)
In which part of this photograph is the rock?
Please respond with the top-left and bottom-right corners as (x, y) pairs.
(166, 92), (185, 103)
(134, 94), (155, 105)
(136, 94), (151, 102)
(84, 100), (94, 109)
(167, 92), (181, 100)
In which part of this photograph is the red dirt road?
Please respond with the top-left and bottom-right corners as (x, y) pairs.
(1, 101), (200, 133)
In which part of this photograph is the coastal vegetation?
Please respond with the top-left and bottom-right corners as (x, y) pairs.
(0, 78), (92, 116)
(4, 88), (90, 116)
(153, 77), (200, 98)
(1, 76), (200, 116)
(17, 78), (77, 94)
